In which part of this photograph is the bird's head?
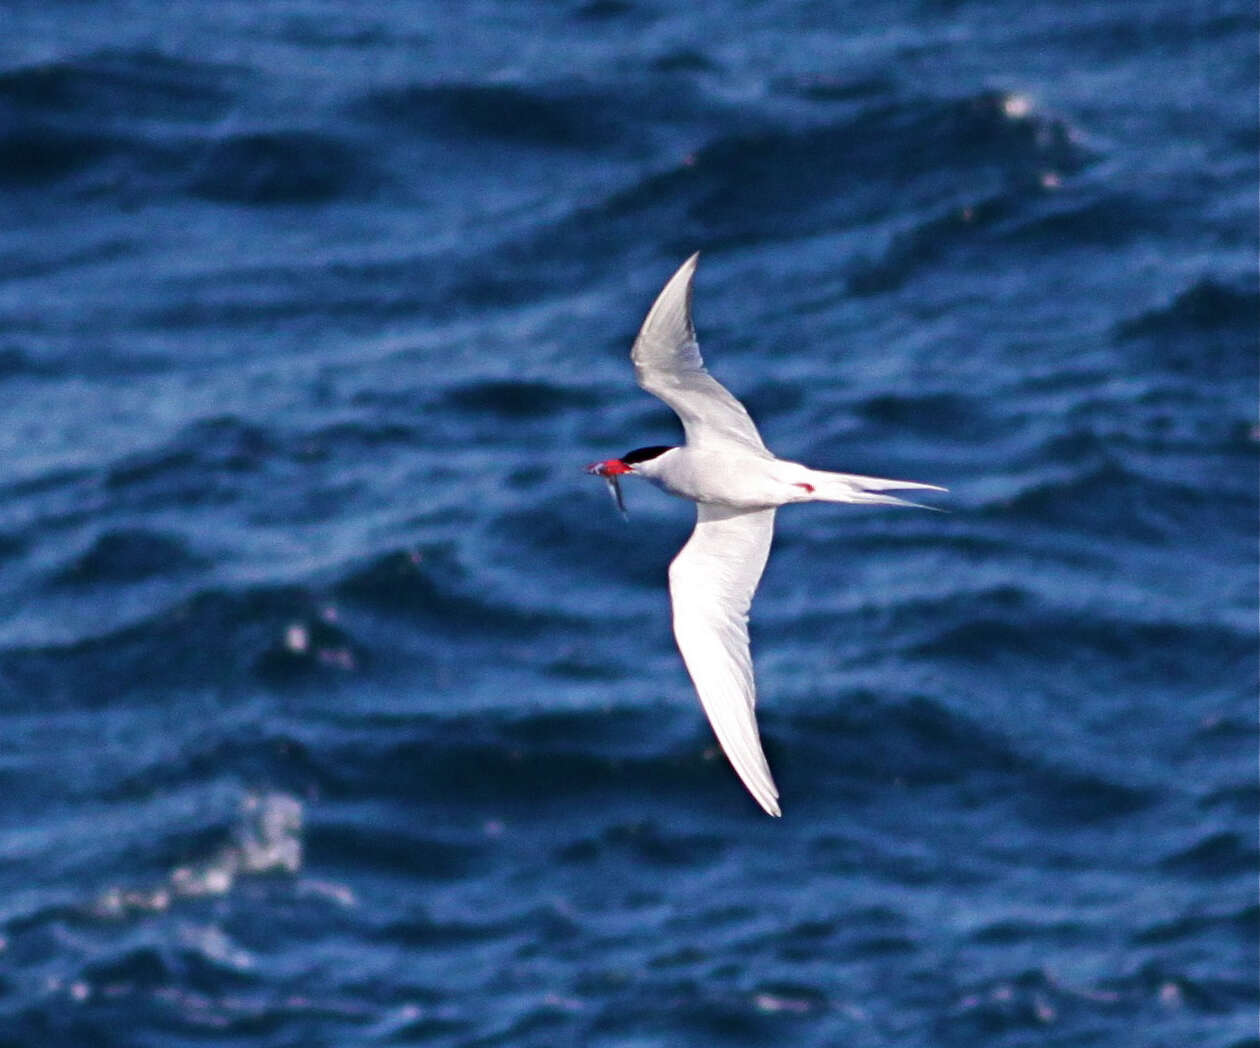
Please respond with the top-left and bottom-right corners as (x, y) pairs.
(585, 445), (675, 517)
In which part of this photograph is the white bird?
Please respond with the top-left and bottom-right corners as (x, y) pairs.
(588, 253), (945, 816)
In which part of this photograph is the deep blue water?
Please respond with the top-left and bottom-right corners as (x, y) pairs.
(0, 2), (1256, 1046)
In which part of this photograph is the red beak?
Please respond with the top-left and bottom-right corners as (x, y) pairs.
(586, 459), (632, 476)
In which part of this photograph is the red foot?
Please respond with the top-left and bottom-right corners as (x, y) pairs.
(794, 482), (815, 493)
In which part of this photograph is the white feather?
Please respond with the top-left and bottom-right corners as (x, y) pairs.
(669, 504), (780, 816)
(631, 253), (769, 455)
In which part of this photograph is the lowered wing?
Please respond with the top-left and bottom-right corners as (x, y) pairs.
(631, 253), (769, 454)
(668, 503), (780, 816)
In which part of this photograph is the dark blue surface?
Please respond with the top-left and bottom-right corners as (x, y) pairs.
(0, 3), (1256, 1046)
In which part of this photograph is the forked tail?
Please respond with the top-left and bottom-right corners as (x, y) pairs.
(800, 469), (947, 510)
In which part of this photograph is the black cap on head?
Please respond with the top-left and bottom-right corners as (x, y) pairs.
(621, 445), (674, 464)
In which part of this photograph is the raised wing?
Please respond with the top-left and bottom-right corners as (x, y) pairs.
(668, 503), (780, 816)
(631, 253), (769, 454)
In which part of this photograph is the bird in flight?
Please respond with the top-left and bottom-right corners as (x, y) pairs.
(588, 253), (945, 816)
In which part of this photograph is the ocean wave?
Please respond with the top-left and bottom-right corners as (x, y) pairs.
(0, 583), (360, 704)
(1134, 901), (1259, 947)
(0, 123), (135, 186)
(846, 191), (1017, 295)
(908, 584), (1251, 672)
(554, 821), (728, 868)
(1, 791), (305, 934)
(352, 81), (634, 150)
(937, 963), (1252, 1043)
(847, 183), (1156, 295)
(489, 87), (1092, 272)
(51, 528), (205, 585)
(1159, 831), (1259, 879)
(1120, 277), (1259, 338)
(0, 50), (372, 205)
(224, 692), (1158, 833)
(0, 50), (245, 193)
(315, 819), (487, 882)
(1116, 276), (1260, 382)
(486, 503), (675, 593)
(99, 415), (279, 509)
(775, 72), (898, 105)
(0, 49), (240, 123)
(5, 530), (604, 689)
(977, 457), (1256, 544)
(87, 792), (303, 920)
(309, 713), (698, 813)
(441, 378), (591, 418)
(989, 182), (1163, 249)
(786, 695), (1153, 825)
(334, 547), (586, 636)
(188, 129), (376, 205)
(786, 693), (1015, 775)
(0, 344), (57, 379)
(0, 792), (355, 1046)
(94, 726), (327, 806)
(853, 390), (996, 443)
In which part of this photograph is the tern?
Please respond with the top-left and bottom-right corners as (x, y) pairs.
(587, 253), (945, 816)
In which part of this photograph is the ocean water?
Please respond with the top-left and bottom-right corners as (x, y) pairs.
(0, 2), (1255, 1045)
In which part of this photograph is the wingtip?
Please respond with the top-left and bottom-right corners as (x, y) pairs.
(740, 769), (781, 817)
(673, 251), (700, 285)
(711, 733), (781, 817)
(672, 251), (700, 285)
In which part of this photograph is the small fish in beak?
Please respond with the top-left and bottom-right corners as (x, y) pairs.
(586, 459), (631, 519)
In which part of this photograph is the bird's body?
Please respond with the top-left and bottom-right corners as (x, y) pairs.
(630, 446), (936, 511)
(588, 254), (944, 816)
